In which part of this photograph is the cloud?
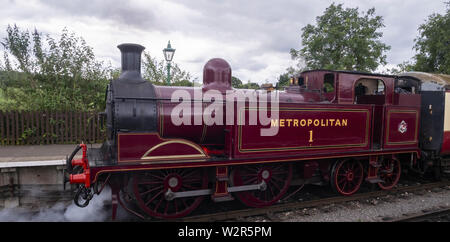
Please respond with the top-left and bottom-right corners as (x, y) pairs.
(37, 0), (156, 30)
(0, 0), (448, 83)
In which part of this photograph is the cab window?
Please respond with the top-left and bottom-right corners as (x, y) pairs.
(354, 78), (385, 104)
(323, 73), (335, 93)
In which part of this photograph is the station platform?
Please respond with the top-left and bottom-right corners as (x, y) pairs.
(0, 144), (101, 168)
(0, 144), (101, 209)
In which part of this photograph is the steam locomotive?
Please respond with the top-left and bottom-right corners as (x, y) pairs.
(65, 43), (450, 219)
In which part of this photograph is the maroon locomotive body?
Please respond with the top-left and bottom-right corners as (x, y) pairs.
(65, 43), (450, 219)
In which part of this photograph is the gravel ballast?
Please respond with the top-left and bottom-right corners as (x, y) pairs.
(276, 186), (450, 222)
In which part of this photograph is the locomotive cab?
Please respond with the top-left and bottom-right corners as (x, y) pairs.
(293, 70), (394, 105)
(287, 70), (337, 102)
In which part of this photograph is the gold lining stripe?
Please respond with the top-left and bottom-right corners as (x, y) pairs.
(141, 140), (207, 160)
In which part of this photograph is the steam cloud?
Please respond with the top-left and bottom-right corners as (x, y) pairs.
(0, 186), (122, 222)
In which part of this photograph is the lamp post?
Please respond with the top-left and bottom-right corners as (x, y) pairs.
(163, 41), (176, 85)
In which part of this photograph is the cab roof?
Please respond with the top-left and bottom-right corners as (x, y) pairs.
(399, 72), (450, 90)
(300, 69), (396, 78)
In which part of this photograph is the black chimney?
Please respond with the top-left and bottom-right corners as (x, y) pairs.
(117, 43), (145, 82)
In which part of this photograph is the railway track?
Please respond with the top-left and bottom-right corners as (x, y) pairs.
(178, 180), (450, 222)
(390, 207), (450, 222)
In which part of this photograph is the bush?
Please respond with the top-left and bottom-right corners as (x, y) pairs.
(0, 25), (115, 111)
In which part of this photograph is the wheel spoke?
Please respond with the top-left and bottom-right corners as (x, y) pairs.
(140, 185), (163, 196)
(342, 182), (348, 192)
(181, 169), (198, 178)
(148, 173), (166, 181)
(174, 199), (179, 214)
(242, 176), (258, 184)
(182, 183), (200, 190)
(241, 174), (259, 179)
(145, 190), (164, 206)
(338, 177), (346, 184)
(268, 183), (276, 198)
(271, 175), (285, 183)
(154, 196), (164, 212)
(270, 179), (282, 191)
(138, 180), (162, 185)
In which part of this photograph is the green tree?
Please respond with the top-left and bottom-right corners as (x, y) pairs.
(0, 24), (113, 111)
(277, 73), (290, 88)
(276, 63), (306, 88)
(231, 76), (243, 88)
(411, 3), (450, 74)
(241, 80), (260, 90)
(291, 3), (390, 72)
(385, 61), (415, 75)
(142, 52), (193, 86)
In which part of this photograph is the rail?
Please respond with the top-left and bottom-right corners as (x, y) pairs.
(178, 181), (450, 222)
(390, 207), (450, 222)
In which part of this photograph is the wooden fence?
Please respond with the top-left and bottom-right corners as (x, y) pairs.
(0, 111), (106, 145)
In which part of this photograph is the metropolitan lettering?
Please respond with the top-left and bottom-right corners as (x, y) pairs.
(271, 118), (348, 127)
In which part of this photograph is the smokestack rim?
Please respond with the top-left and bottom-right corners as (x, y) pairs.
(117, 43), (145, 53)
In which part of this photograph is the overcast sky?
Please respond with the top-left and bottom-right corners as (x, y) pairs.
(0, 0), (447, 85)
